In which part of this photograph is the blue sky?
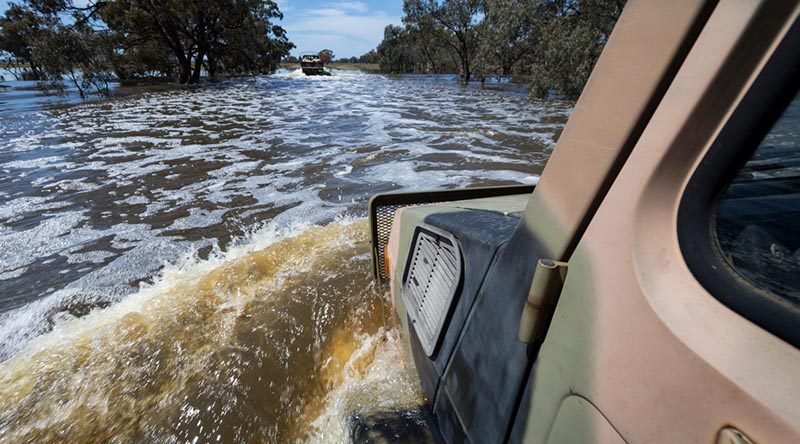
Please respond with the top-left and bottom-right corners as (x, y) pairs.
(278, 1), (402, 57)
(0, 1), (403, 58)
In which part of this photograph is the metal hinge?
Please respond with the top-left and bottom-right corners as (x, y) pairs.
(518, 258), (568, 344)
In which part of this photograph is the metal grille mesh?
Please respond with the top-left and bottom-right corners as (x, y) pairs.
(374, 203), (444, 281)
(368, 185), (535, 283)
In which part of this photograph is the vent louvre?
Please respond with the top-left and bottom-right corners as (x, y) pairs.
(402, 224), (462, 356)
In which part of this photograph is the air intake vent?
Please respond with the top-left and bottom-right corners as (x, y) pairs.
(402, 224), (462, 356)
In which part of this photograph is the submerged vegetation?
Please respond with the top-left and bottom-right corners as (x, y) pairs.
(0, 0), (293, 96)
(372, 0), (626, 98)
(0, 0), (624, 100)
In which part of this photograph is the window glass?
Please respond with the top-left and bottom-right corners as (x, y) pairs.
(715, 92), (800, 304)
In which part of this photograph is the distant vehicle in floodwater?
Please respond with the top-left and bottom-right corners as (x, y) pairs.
(300, 51), (331, 76)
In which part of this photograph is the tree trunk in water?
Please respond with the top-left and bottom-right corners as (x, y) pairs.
(178, 63), (190, 84)
(190, 52), (204, 84)
(424, 50), (438, 74)
(172, 45), (192, 84)
(458, 38), (471, 83)
(29, 63), (43, 81)
(178, 55), (191, 84)
(208, 55), (217, 79)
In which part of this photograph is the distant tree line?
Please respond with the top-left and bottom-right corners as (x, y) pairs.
(282, 51), (379, 65)
(0, 0), (293, 96)
(332, 50), (379, 64)
(367, 0), (626, 98)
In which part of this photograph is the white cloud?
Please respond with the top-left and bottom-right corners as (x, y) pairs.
(325, 1), (369, 13)
(283, 3), (401, 57)
(275, 0), (294, 13)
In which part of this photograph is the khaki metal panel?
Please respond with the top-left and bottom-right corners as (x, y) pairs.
(525, 1), (800, 443)
(546, 396), (625, 444)
(520, 0), (715, 260)
(384, 195), (531, 362)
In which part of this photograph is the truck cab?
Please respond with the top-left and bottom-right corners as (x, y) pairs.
(299, 51), (331, 76)
(369, 1), (800, 442)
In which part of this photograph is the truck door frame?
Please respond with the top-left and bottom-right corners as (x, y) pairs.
(523, 2), (800, 442)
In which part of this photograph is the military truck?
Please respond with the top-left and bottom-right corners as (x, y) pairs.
(300, 51), (331, 76)
(368, 1), (800, 442)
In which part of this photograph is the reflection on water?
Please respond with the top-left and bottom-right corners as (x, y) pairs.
(0, 70), (570, 440)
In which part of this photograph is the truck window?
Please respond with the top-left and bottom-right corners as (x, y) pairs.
(715, 92), (800, 305)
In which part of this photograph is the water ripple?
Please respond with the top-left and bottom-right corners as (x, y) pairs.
(0, 70), (570, 360)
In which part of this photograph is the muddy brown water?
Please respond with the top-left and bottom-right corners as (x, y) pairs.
(0, 70), (570, 442)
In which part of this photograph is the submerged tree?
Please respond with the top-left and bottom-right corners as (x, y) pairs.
(0, 0), (113, 95)
(0, 3), (48, 80)
(318, 49), (334, 64)
(100, 0), (293, 84)
(0, 0), (294, 94)
(476, 0), (539, 77)
(525, 0), (626, 98)
(373, 0), (627, 98)
(403, 0), (482, 82)
(377, 25), (413, 74)
(31, 23), (116, 97)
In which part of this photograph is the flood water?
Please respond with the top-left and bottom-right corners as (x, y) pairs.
(0, 69), (570, 442)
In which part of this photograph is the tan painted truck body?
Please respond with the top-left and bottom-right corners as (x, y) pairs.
(370, 1), (800, 442)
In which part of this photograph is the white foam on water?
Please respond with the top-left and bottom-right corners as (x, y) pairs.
(5, 217), (315, 357)
(274, 68), (373, 80)
(304, 328), (425, 444)
(0, 72), (571, 439)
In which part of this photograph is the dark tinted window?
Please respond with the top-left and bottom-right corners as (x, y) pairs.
(715, 93), (800, 304)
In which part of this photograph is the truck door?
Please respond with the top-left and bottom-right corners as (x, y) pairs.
(522, 1), (800, 442)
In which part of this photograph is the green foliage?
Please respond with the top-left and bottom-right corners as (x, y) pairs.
(525, 0), (626, 98)
(476, 0), (539, 77)
(111, 40), (178, 80)
(31, 24), (115, 97)
(377, 25), (412, 73)
(403, 0), (482, 81)
(372, 0), (626, 98)
(99, 0), (294, 84)
(358, 50), (379, 64)
(0, 0), (294, 95)
(318, 49), (334, 64)
(0, 3), (47, 80)
(0, 1), (115, 93)
(374, 21), (458, 75)
(337, 50), (380, 65)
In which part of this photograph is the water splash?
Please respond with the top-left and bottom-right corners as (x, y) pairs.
(0, 73), (571, 440)
(303, 328), (425, 443)
(0, 219), (421, 442)
(0, 74), (568, 356)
